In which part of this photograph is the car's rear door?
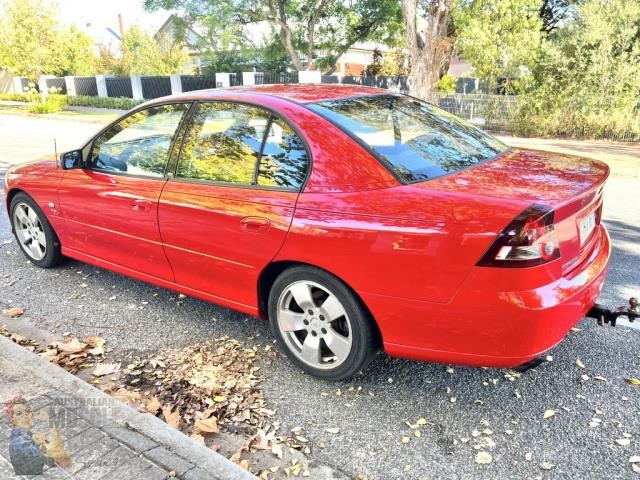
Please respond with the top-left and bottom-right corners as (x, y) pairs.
(158, 101), (310, 309)
(58, 103), (191, 281)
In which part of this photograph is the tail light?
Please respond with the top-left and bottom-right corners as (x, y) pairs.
(478, 204), (560, 268)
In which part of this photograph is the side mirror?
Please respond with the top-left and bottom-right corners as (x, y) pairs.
(60, 150), (82, 169)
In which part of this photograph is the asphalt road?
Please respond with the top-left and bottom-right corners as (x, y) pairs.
(1, 113), (639, 480)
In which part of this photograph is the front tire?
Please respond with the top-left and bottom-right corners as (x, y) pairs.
(10, 193), (64, 268)
(268, 265), (378, 381)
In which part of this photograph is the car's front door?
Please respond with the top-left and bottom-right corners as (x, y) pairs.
(158, 101), (310, 309)
(58, 103), (191, 281)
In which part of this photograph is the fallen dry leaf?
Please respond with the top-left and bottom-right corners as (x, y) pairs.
(93, 362), (121, 377)
(195, 417), (219, 434)
(144, 397), (161, 413)
(629, 455), (640, 463)
(543, 409), (556, 419)
(539, 462), (555, 470)
(325, 428), (340, 434)
(162, 405), (182, 430)
(576, 358), (585, 368)
(616, 439), (631, 446)
(2, 307), (24, 318)
(625, 378), (640, 386)
(475, 451), (493, 464)
(401, 436), (410, 444)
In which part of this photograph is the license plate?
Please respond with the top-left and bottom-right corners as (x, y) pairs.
(579, 211), (596, 245)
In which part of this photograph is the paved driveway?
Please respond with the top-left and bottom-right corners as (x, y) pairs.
(1, 113), (639, 479)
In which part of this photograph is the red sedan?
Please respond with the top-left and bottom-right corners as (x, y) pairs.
(4, 84), (610, 380)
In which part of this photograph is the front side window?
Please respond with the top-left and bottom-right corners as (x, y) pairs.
(90, 104), (189, 177)
(307, 94), (508, 183)
(177, 102), (269, 185)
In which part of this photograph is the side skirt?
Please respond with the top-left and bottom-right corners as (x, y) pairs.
(61, 247), (260, 318)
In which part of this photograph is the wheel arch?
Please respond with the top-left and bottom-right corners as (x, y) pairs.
(257, 260), (383, 347)
(6, 188), (27, 229)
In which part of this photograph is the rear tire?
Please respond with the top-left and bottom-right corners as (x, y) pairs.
(10, 192), (64, 268)
(268, 265), (378, 380)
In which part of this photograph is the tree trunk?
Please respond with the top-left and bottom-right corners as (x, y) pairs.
(267, 0), (304, 71)
(401, 0), (454, 101)
(278, 24), (304, 71)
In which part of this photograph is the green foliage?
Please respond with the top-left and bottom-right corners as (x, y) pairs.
(65, 96), (144, 110)
(453, 0), (543, 92)
(117, 26), (188, 75)
(365, 49), (384, 76)
(513, 0), (640, 139)
(59, 26), (97, 75)
(0, 92), (39, 102)
(437, 74), (458, 94)
(0, 0), (65, 77)
(379, 50), (409, 76)
(145, 0), (402, 73)
(29, 94), (68, 114)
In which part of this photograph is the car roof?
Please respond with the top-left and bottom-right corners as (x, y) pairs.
(169, 83), (388, 104)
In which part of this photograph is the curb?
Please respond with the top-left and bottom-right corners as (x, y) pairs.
(0, 335), (255, 480)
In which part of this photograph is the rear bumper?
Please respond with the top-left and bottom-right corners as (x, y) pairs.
(364, 225), (611, 368)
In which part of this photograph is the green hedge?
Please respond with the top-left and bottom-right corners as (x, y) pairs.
(65, 95), (144, 110)
(0, 92), (40, 102)
(0, 93), (143, 111)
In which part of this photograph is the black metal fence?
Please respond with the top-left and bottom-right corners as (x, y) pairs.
(74, 77), (98, 96)
(45, 77), (67, 94)
(181, 75), (217, 92)
(141, 76), (172, 99)
(255, 72), (299, 84)
(229, 73), (243, 87)
(105, 77), (133, 98)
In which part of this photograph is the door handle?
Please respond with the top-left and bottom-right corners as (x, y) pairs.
(240, 217), (270, 233)
(131, 199), (152, 211)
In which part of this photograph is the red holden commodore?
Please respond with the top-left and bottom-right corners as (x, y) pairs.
(4, 84), (610, 380)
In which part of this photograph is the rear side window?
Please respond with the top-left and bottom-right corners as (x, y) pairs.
(308, 94), (508, 183)
(177, 102), (310, 189)
(178, 102), (269, 185)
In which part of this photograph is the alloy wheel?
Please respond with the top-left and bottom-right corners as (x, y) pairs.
(13, 202), (47, 261)
(276, 280), (353, 370)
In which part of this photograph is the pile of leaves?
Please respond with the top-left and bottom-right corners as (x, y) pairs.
(106, 337), (311, 471)
(1, 324), (107, 374)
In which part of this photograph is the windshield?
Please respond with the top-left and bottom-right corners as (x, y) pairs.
(308, 94), (509, 183)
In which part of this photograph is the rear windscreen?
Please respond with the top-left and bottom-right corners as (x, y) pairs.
(308, 94), (509, 183)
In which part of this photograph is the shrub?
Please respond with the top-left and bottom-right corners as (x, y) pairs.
(0, 92), (39, 102)
(29, 94), (68, 114)
(65, 95), (143, 110)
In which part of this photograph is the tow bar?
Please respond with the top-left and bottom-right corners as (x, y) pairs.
(586, 297), (639, 327)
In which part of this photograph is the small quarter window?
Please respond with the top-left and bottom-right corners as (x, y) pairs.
(257, 118), (309, 189)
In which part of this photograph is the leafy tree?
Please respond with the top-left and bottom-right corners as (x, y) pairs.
(144, 0), (402, 72)
(515, 0), (640, 137)
(453, 0), (543, 93)
(116, 26), (188, 75)
(400, 0), (455, 100)
(538, 0), (582, 33)
(365, 49), (383, 76)
(379, 50), (410, 76)
(0, 0), (65, 77)
(60, 26), (97, 75)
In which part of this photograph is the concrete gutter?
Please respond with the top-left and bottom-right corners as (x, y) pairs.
(0, 334), (255, 480)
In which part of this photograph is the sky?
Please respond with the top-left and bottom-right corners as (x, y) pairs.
(57, 0), (169, 45)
